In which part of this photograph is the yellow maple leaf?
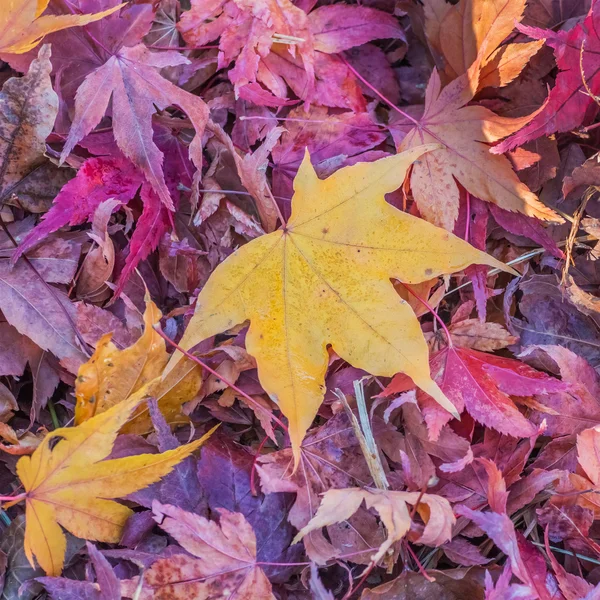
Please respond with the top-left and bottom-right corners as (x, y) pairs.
(6, 388), (215, 576)
(164, 146), (513, 464)
(0, 0), (125, 54)
(396, 60), (562, 230)
(75, 297), (201, 433)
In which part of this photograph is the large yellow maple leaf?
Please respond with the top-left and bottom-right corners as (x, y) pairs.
(0, 0), (124, 54)
(9, 390), (213, 576)
(164, 146), (512, 463)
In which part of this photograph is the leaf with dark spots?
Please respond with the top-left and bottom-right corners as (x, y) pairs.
(0, 45), (57, 204)
(120, 502), (276, 600)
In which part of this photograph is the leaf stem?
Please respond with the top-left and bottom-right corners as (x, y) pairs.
(403, 284), (453, 348)
(342, 560), (377, 600)
(153, 325), (289, 433)
(464, 191), (471, 241)
(0, 492), (26, 505)
(146, 44), (220, 50)
(47, 398), (60, 430)
(250, 435), (270, 496)
(405, 542), (435, 582)
(339, 55), (420, 127)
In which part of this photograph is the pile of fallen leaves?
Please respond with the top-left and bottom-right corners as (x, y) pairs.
(1, 0), (600, 598)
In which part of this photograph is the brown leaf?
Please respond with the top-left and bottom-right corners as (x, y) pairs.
(0, 422), (43, 455)
(361, 570), (485, 599)
(121, 502), (275, 600)
(0, 381), (17, 423)
(75, 199), (118, 303)
(447, 319), (518, 351)
(294, 487), (455, 564)
(0, 45), (57, 204)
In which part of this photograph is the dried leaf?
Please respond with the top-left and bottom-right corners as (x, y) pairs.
(120, 501), (276, 600)
(294, 487), (455, 564)
(0, 45), (56, 203)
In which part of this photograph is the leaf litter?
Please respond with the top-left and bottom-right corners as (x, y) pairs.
(1, 0), (600, 598)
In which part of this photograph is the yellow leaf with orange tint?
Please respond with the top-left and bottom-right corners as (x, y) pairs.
(164, 146), (512, 465)
(397, 59), (561, 230)
(75, 297), (201, 433)
(0, 0), (124, 54)
(424, 0), (542, 89)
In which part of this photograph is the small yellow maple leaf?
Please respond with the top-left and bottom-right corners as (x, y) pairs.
(0, 0), (124, 54)
(164, 146), (513, 465)
(75, 297), (201, 433)
(7, 388), (215, 576)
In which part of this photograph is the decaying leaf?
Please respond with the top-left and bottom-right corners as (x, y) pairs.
(7, 391), (213, 576)
(120, 501), (276, 600)
(166, 146), (511, 463)
(0, 44), (56, 203)
(75, 296), (201, 433)
(294, 487), (455, 564)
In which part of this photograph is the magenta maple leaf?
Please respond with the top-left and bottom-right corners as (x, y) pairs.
(60, 44), (208, 210)
(385, 347), (566, 439)
(13, 156), (169, 296)
(495, 1), (600, 153)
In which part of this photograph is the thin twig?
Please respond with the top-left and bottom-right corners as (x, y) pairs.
(339, 55), (420, 127)
(561, 186), (597, 284)
(580, 40), (600, 109)
(442, 234), (597, 299)
(403, 284), (453, 348)
(153, 325), (289, 433)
